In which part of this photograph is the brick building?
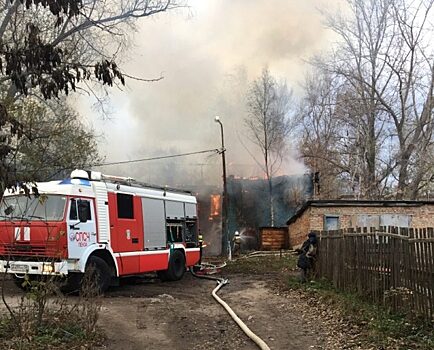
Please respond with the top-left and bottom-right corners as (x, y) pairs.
(286, 200), (434, 247)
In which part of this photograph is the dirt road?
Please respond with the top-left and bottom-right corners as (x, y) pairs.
(0, 268), (363, 349)
(96, 272), (350, 350)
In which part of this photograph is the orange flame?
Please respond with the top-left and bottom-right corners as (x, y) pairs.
(210, 194), (221, 217)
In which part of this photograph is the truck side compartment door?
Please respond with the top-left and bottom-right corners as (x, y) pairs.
(142, 197), (166, 250)
(108, 192), (143, 253)
(108, 192), (143, 275)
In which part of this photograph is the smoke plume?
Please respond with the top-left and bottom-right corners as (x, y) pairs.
(75, 0), (336, 188)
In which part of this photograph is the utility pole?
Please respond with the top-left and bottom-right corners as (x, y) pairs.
(214, 116), (228, 256)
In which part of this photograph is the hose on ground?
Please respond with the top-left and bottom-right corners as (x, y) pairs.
(190, 267), (271, 350)
(227, 250), (295, 263)
(240, 251), (295, 259)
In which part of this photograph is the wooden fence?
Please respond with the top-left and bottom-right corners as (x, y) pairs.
(316, 226), (434, 321)
(259, 227), (289, 250)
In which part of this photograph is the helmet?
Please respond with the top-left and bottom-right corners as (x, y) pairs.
(308, 232), (317, 244)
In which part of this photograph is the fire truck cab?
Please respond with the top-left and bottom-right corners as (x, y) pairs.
(0, 170), (201, 292)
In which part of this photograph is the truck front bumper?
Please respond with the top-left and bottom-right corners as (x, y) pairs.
(0, 259), (69, 275)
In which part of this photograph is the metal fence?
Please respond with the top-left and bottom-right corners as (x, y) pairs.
(316, 226), (434, 320)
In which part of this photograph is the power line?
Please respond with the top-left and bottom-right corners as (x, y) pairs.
(7, 148), (221, 180)
(89, 148), (221, 167)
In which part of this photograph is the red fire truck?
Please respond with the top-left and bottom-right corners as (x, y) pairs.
(0, 170), (201, 292)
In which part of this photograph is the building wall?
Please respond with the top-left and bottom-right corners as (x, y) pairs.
(288, 204), (434, 247)
(412, 205), (434, 227)
(288, 208), (311, 248)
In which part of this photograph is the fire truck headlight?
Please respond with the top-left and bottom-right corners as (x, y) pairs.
(43, 264), (54, 273)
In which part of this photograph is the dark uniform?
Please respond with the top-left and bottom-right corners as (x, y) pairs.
(198, 234), (204, 264)
(296, 232), (318, 282)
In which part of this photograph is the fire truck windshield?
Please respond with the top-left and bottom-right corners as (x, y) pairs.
(0, 195), (67, 221)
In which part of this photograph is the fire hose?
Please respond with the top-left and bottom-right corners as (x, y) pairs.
(190, 267), (271, 350)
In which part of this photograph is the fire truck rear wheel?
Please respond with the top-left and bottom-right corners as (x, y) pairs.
(84, 256), (112, 294)
(158, 250), (185, 281)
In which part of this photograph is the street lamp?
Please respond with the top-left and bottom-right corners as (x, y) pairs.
(214, 116), (228, 256)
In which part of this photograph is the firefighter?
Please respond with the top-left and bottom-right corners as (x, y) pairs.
(232, 231), (241, 257)
(296, 232), (318, 282)
(198, 232), (206, 265)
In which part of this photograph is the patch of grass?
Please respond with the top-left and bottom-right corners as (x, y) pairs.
(0, 275), (104, 350)
(0, 318), (14, 340)
(223, 253), (297, 275)
(0, 310), (105, 350)
(0, 318), (104, 349)
(286, 277), (434, 349)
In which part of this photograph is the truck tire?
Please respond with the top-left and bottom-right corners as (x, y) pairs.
(83, 256), (112, 294)
(158, 250), (185, 282)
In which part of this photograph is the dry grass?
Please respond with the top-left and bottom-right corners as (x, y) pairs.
(0, 274), (103, 350)
(223, 254), (434, 350)
(223, 252), (297, 275)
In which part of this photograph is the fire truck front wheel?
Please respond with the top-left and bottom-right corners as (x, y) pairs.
(158, 250), (185, 282)
(84, 256), (112, 293)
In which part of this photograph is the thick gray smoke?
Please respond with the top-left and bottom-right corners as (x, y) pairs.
(75, 0), (336, 188)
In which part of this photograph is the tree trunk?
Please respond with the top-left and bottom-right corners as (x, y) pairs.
(268, 176), (274, 227)
(365, 112), (377, 199)
(396, 150), (411, 199)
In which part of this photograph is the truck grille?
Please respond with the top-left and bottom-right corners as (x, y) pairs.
(0, 255), (62, 262)
(2, 242), (65, 258)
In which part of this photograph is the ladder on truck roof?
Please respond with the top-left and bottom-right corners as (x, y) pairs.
(71, 169), (193, 195)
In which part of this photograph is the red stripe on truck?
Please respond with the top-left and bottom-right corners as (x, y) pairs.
(116, 252), (169, 276)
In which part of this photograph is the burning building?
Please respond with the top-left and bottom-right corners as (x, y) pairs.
(194, 174), (312, 256)
(195, 188), (224, 256)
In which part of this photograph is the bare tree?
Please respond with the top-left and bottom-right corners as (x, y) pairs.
(299, 72), (352, 198)
(0, 0), (183, 192)
(300, 0), (434, 199)
(245, 68), (292, 226)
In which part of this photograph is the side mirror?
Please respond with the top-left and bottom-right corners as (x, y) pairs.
(77, 201), (89, 223)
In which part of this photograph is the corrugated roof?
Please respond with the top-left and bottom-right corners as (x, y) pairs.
(286, 199), (434, 225)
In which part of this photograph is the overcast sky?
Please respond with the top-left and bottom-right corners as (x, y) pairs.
(76, 0), (339, 187)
